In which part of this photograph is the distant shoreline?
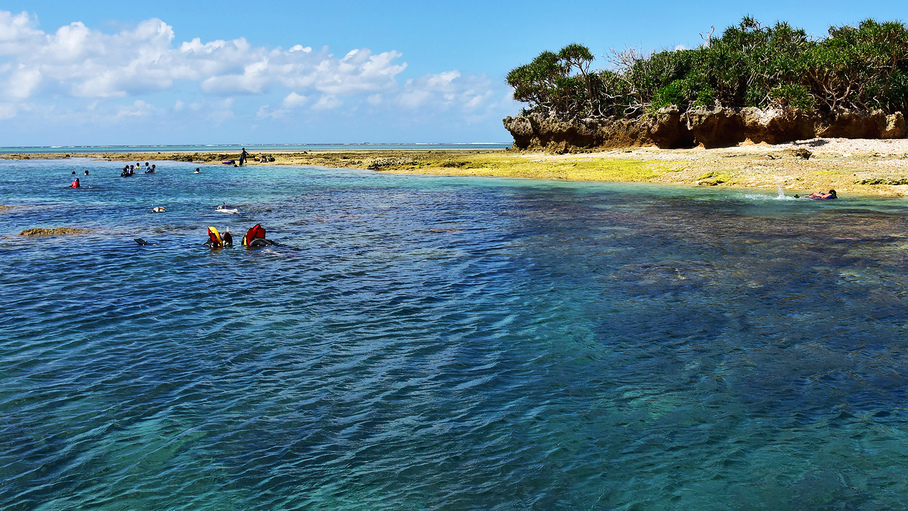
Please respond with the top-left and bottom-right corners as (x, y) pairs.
(5, 138), (908, 197)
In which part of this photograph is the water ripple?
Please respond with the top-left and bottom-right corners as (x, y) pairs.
(5, 161), (908, 508)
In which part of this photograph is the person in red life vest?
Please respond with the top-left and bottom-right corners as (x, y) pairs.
(71, 178), (80, 188)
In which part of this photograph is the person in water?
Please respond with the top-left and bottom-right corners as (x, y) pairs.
(71, 178), (80, 188)
(222, 228), (233, 246)
(807, 189), (837, 200)
(84, 169), (89, 175)
(241, 224), (276, 248)
(194, 168), (201, 174)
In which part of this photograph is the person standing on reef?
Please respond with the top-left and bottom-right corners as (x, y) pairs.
(240, 148), (248, 166)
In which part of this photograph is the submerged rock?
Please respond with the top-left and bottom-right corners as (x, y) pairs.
(20, 227), (91, 236)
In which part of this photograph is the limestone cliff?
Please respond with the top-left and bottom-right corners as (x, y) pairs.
(503, 108), (908, 151)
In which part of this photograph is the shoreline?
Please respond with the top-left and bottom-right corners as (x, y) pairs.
(6, 138), (908, 196)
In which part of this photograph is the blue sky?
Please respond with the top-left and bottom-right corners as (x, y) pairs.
(1, 1), (906, 146)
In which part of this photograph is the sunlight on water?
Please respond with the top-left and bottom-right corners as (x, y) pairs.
(3, 158), (908, 509)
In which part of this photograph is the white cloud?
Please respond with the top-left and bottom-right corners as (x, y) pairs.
(0, 8), (506, 135)
(0, 102), (16, 119)
(282, 91), (308, 108)
(397, 71), (494, 115)
(5, 64), (41, 100)
(0, 10), (411, 104)
(112, 100), (155, 120)
(313, 95), (342, 110)
(0, 11), (43, 55)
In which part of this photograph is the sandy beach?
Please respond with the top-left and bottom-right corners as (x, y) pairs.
(7, 137), (908, 196)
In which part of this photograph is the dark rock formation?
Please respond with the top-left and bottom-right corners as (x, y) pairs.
(647, 106), (693, 148)
(685, 106), (745, 148)
(504, 107), (908, 151)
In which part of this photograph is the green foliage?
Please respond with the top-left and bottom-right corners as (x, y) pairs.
(506, 17), (908, 120)
(768, 84), (815, 110)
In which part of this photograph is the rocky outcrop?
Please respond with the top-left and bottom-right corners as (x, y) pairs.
(646, 106), (692, 148)
(685, 106), (745, 148)
(740, 107), (815, 144)
(502, 114), (651, 152)
(504, 107), (908, 150)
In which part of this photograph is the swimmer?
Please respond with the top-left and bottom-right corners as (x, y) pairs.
(194, 168), (201, 174)
(807, 189), (837, 200)
(151, 206), (166, 213)
(71, 178), (80, 188)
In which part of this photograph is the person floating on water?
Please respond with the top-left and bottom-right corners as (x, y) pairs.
(241, 224), (276, 248)
(71, 177), (80, 188)
(222, 228), (233, 246)
(205, 226), (225, 248)
(807, 189), (837, 200)
(239, 147), (248, 166)
(194, 167), (200, 174)
(84, 169), (89, 175)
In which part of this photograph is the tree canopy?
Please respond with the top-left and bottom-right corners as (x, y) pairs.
(506, 17), (908, 120)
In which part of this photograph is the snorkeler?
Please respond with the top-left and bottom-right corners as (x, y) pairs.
(241, 224), (275, 248)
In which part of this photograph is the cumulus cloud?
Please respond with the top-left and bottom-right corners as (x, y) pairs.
(0, 9), (505, 130)
(282, 92), (308, 108)
(0, 11), (410, 103)
(398, 71), (495, 114)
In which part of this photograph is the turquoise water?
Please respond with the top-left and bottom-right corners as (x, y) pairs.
(3, 158), (908, 509)
(0, 143), (510, 155)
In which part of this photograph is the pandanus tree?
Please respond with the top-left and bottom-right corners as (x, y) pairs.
(506, 44), (596, 119)
(506, 17), (908, 119)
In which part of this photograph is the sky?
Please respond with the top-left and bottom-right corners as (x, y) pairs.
(1, 0), (907, 146)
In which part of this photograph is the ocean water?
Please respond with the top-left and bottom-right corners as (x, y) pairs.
(3, 158), (908, 510)
(0, 143), (510, 155)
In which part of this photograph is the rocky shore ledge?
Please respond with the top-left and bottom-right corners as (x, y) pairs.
(504, 107), (907, 151)
(7, 137), (908, 196)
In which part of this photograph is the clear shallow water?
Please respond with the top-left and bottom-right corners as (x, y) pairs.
(3, 159), (908, 509)
(0, 143), (510, 155)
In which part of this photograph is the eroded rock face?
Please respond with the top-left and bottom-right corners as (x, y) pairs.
(741, 107), (815, 144)
(503, 107), (908, 151)
(815, 109), (887, 138)
(647, 106), (693, 148)
(882, 112), (906, 139)
(503, 113), (654, 151)
(684, 106), (745, 148)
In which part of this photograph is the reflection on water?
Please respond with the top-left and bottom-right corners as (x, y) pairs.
(2, 158), (908, 509)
